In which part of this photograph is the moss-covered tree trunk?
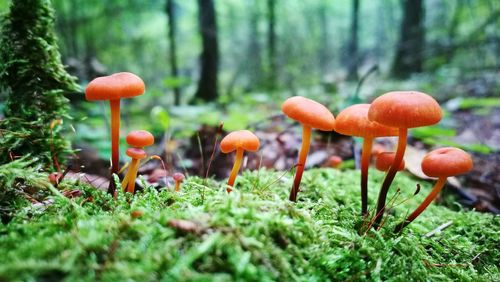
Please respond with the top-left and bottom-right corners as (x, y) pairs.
(0, 0), (79, 170)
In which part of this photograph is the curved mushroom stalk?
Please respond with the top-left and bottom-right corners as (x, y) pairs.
(121, 158), (138, 190)
(373, 127), (407, 226)
(227, 148), (244, 191)
(126, 160), (141, 194)
(290, 125), (311, 202)
(394, 177), (447, 233)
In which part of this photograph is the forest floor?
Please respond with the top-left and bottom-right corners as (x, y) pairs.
(0, 161), (498, 281)
(74, 100), (500, 215)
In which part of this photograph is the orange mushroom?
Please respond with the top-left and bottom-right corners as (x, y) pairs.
(85, 72), (145, 194)
(395, 147), (472, 232)
(122, 148), (147, 194)
(173, 172), (185, 192)
(126, 130), (154, 147)
(375, 152), (405, 172)
(282, 96), (335, 202)
(325, 155), (343, 169)
(220, 130), (260, 192)
(368, 91), (442, 227)
(121, 130), (154, 193)
(335, 104), (398, 215)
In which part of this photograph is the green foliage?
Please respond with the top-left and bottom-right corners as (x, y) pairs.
(0, 169), (498, 281)
(0, 157), (49, 223)
(0, 0), (79, 169)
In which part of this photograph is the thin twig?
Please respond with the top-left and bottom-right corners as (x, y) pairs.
(424, 221), (453, 238)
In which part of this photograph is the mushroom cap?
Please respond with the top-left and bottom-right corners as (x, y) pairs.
(325, 155), (343, 168)
(126, 130), (154, 147)
(85, 72), (145, 101)
(368, 91), (442, 128)
(173, 172), (185, 182)
(421, 147), (473, 177)
(282, 96), (335, 131)
(126, 148), (147, 160)
(375, 152), (405, 171)
(335, 104), (398, 138)
(220, 130), (260, 153)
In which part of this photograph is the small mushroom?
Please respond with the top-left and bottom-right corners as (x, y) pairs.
(122, 148), (147, 194)
(220, 130), (260, 192)
(335, 104), (398, 215)
(325, 155), (343, 169)
(394, 147), (472, 232)
(173, 172), (185, 192)
(282, 96), (335, 202)
(126, 130), (155, 148)
(121, 130), (155, 190)
(85, 72), (145, 194)
(368, 91), (442, 227)
(375, 152), (405, 172)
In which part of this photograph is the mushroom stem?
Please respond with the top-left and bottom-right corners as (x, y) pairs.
(289, 125), (312, 202)
(394, 177), (447, 232)
(373, 127), (407, 227)
(109, 99), (121, 175)
(175, 181), (181, 192)
(126, 160), (140, 194)
(227, 147), (244, 192)
(121, 159), (138, 191)
(360, 137), (373, 216)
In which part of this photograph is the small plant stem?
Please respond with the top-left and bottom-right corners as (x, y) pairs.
(289, 125), (312, 202)
(360, 137), (373, 216)
(394, 177), (447, 233)
(227, 148), (244, 192)
(373, 128), (407, 228)
(121, 159), (138, 191)
(108, 99), (121, 195)
(126, 160), (141, 194)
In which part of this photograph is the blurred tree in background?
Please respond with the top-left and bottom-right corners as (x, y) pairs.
(0, 0), (496, 106)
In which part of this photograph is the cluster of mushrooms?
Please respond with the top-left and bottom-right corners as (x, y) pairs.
(85, 72), (473, 232)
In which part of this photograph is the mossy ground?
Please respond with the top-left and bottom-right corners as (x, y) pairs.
(0, 163), (498, 281)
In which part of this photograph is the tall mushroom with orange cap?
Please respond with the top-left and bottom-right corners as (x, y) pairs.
(368, 91), (442, 227)
(282, 96), (335, 202)
(394, 147), (472, 232)
(85, 72), (145, 192)
(220, 130), (260, 192)
(335, 104), (398, 215)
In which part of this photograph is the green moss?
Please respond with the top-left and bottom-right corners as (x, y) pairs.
(0, 0), (79, 169)
(0, 169), (498, 281)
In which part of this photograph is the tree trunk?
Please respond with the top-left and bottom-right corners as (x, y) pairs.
(247, 1), (263, 90)
(166, 0), (181, 105)
(318, 2), (329, 77)
(194, 0), (219, 102)
(391, 0), (425, 78)
(347, 0), (360, 81)
(267, 0), (277, 90)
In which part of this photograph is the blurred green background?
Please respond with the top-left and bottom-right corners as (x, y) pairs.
(0, 0), (498, 159)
